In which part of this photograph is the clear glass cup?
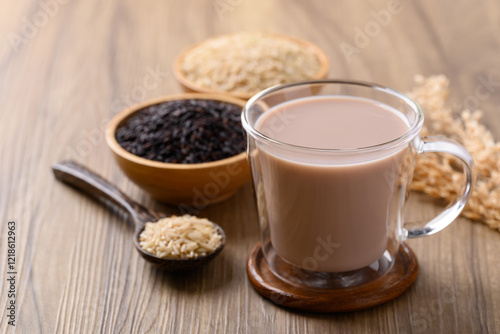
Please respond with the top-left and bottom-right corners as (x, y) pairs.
(241, 80), (473, 289)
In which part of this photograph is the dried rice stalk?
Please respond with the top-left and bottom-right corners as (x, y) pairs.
(408, 75), (500, 231)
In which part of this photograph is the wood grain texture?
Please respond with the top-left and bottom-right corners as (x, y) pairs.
(0, 0), (499, 333)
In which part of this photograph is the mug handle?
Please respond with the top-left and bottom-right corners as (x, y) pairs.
(404, 136), (474, 239)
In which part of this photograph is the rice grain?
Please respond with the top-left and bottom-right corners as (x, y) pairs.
(180, 32), (322, 94)
(408, 75), (500, 232)
(139, 215), (223, 259)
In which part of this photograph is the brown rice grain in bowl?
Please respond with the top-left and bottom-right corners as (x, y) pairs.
(139, 215), (223, 259)
(177, 32), (327, 96)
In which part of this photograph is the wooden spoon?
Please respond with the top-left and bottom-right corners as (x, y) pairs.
(52, 160), (226, 271)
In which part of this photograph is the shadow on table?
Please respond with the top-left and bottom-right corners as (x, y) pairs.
(147, 251), (234, 294)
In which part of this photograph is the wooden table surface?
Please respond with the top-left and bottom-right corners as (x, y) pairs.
(1, 0), (500, 333)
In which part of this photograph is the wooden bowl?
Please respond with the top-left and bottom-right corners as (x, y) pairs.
(105, 93), (251, 206)
(173, 32), (330, 100)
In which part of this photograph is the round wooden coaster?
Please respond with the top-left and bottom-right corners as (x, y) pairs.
(247, 242), (419, 313)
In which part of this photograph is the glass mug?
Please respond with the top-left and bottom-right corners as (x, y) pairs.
(241, 80), (473, 289)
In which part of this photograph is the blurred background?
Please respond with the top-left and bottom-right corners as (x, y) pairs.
(1, 0), (499, 333)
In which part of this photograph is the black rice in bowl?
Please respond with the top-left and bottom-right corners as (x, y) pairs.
(115, 99), (245, 164)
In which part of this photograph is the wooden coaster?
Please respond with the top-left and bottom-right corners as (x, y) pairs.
(247, 242), (418, 313)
